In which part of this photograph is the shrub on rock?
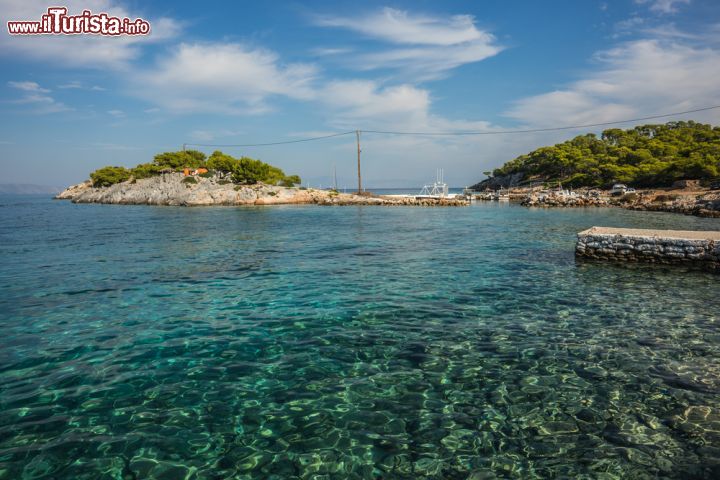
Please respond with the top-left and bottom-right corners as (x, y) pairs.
(90, 166), (131, 187)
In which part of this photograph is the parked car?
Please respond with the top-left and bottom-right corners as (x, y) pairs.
(710, 181), (720, 191)
(610, 184), (628, 196)
(625, 188), (636, 193)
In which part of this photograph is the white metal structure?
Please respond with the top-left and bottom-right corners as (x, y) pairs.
(417, 169), (449, 198)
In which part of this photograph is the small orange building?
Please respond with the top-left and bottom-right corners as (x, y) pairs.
(183, 167), (209, 176)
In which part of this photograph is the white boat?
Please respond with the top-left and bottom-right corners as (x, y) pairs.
(494, 192), (510, 201)
(493, 187), (510, 201)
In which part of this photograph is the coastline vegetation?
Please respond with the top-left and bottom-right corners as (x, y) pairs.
(489, 121), (720, 187)
(89, 150), (301, 188)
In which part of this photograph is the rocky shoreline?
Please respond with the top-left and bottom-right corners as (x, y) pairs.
(514, 188), (720, 218)
(620, 192), (720, 218)
(521, 192), (609, 208)
(55, 173), (469, 207)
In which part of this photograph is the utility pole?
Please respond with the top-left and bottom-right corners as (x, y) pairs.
(182, 143), (186, 152)
(356, 130), (362, 193)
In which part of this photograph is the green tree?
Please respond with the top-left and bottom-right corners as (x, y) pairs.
(130, 162), (163, 179)
(90, 166), (131, 187)
(280, 175), (301, 187)
(206, 150), (301, 185)
(153, 150), (206, 170)
(206, 151), (238, 173)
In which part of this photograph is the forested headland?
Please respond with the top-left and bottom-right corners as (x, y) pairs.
(473, 121), (720, 189)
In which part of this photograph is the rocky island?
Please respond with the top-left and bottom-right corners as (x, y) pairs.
(56, 174), (468, 206)
(56, 149), (468, 207)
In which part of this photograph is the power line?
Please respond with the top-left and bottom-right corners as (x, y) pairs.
(362, 104), (720, 136)
(182, 104), (720, 147)
(184, 130), (355, 148)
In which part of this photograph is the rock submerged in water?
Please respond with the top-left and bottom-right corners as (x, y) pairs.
(54, 173), (469, 207)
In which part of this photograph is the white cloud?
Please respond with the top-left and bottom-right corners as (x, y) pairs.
(614, 16), (645, 37)
(316, 8), (486, 46)
(314, 8), (502, 78)
(289, 130), (346, 137)
(614, 15), (718, 43)
(316, 79), (502, 137)
(7, 80), (70, 113)
(12, 95), (70, 114)
(189, 129), (246, 142)
(638, 23), (702, 40)
(310, 47), (353, 56)
(320, 80), (430, 126)
(134, 42), (318, 114)
(506, 39), (720, 127)
(58, 81), (106, 91)
(7, 81), (49, 93)
(359, 42), (501, 78)
(76, 142), (139, 151)
(0, 0), (180, 68)
(189, 131), (216, 142)
(634, 0), (691, 14)
(107, 109), (125, 118)
(58, 81), (83, 89)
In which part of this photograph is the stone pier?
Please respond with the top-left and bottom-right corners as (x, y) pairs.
(576, 226), (720, 271)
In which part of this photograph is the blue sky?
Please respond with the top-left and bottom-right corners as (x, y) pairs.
(1, 0), (719, 188)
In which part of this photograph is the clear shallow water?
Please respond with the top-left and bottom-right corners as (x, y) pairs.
(1, 196), (719, 479)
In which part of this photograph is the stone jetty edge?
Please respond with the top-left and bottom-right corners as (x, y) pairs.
(575, 226), (720, 271)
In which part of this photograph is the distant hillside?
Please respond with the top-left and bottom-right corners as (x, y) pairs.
(0, 184), (61, 195)
(471, 121), (720, 190)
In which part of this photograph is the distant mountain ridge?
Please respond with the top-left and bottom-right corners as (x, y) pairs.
(0, 184), (62, 195)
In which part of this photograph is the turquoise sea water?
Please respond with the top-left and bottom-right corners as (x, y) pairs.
(1, 195), (720, 479)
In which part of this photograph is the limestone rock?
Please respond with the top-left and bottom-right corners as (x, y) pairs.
(54, 180), (92, 200)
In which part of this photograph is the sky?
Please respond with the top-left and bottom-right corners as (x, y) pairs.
(1, 0), (719, 188)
